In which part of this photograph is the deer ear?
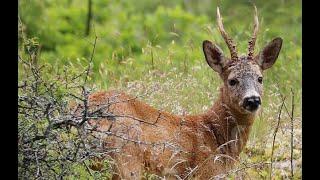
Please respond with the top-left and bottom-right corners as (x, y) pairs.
(203, 40), (226, 73)
(256, 37), (283, 70)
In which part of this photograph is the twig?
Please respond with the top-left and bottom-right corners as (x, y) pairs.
(88, 113), (158, 126)
(35, 151), (42, 178)
(87, 128), (178, 150)
(269, 96), (286, 179)
(83, 161), (94, 177)
(182, 165), (198, 180)
(290, 88), (295, 179)
(79, 87), (89, 126)
(51, 119), (79, 128)
(84, 34), (97, 84)
(276, 83), (293, 120)
(68, 92), (85, 101)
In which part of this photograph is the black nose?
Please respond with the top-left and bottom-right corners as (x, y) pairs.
(243, 96), (261, 111)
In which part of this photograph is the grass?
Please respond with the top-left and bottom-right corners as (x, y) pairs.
(18, 0), (301, 178)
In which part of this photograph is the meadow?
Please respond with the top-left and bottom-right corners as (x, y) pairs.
(18, 0), (301, 179)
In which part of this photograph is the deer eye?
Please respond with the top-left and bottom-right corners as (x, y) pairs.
(229, 79), (238, 86)
(258, 77), (263, 83)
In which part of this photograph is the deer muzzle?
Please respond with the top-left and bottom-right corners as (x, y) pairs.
(243, 96), (261, 112)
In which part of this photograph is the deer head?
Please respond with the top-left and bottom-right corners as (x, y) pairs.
(203, 6), (282, 114)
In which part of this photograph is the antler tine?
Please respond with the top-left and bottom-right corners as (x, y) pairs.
(216, 7), (238, 61)
(248, 5), (259, 60)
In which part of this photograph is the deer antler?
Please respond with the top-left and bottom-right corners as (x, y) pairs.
(216, 7), (238, 61)
(247, 5), (259, 60)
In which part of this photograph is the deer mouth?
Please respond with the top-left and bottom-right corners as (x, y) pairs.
(244, 104), (260, 112)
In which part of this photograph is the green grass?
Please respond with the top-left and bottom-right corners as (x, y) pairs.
(19, 0), (301, 178)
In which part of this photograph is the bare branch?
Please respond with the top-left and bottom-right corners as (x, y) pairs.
(290, 88), (295, 179)
(84, 34), (97, 84)
(269, 95), (286, 179)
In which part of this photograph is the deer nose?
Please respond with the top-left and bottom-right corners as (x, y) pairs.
(243, 96), (261, 112)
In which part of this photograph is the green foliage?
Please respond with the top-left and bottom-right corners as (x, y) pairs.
(19, 0), (301, 179)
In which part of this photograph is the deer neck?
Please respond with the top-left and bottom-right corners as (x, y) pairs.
(203, 87), (255, 157)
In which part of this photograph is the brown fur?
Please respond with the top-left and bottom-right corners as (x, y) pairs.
(86, 84), (256, 179)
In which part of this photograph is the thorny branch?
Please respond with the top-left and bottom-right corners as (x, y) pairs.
(18, 35), (164, 179)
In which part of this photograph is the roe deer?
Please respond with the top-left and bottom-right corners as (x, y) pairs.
(85, 6), (282, 179)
